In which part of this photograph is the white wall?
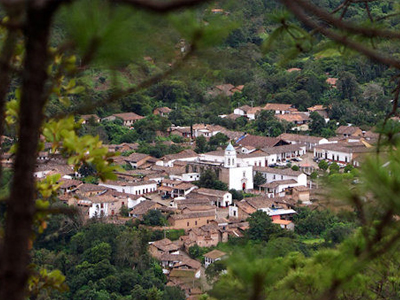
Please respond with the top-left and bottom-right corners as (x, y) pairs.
(99, 182), (157, 195)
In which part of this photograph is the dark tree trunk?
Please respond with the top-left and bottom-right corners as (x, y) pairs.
(0, 3), (59, 300)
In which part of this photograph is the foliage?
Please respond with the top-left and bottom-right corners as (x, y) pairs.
(196, 169), (228, 191)
(246, 210), (280, 242)
(318, 160), (329, 171)
(142, 210), (166, 227)
(253, 171), (266, 188)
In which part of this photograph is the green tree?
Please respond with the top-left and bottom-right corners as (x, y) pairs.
(195, 135), (208, 153)
(253, 171), (266, 188)
(246, 210), (279, 242)
(142, 210), (166, 226)
(329, 162), (340, 174)
(318, 160), (329, 171)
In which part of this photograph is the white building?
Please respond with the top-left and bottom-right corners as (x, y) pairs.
(99, 180), (157, 195)
(314, 143), (370, 166)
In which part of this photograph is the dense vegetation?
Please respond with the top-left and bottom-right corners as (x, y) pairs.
(33, 217), (186, 300)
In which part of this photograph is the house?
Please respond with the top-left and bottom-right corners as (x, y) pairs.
(287, 67), (301, 73)
(193, 188), (232, 207)
(208, 84), (243, 97)
(236, 134), (289, 149)
(261, 206), (297, 221)
(336, 126), (363, 138)
(229, 196), (289, 219)
(129, 200), (164, 218)
(262, 144), (306, 162)
(326, 77), (338, 88)
(124, 153), (153, 169)
(80, 114), (100, 124)
(58, 179), (83, 194)
(233, 105), (252, 116)
(278, 133), (330, 151)
(173, 257), (202, 279)
(275, 113), (310, 131)
(204, 249), (227, 268)
(246, 107), (263, 120)
(76, 183), (108, 197)
(185, 223), (228, 249)
(157, 149), (198, 167)
(149, 238), (180, 259)
(153, 107), (172, 117)
(87, 194), (121, 218)
(99, 180), (157, 195)
(314, 142), (371, 166)
(263, 103), (293, 115)
(168, 210), (216, 229)
(170, 126), (192, 138)
(111, 112), (145, 127)
(307, 105), (329, 122)
(272, 219), (295, 230)
(171, 182), (198, 198)
(254, 167), (307, 186)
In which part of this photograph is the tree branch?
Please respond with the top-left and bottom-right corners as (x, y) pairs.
(281, 0), (400, 69)
(291, 0), (400, 40)
(112, 0), (208, 13)
(50, 31), (201, 119)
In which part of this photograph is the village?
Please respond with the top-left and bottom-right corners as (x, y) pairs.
(1, 92), (381, 298)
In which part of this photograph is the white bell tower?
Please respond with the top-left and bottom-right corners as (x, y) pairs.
(224, 143), (236, 168)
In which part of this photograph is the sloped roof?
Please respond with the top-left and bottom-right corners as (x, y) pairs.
(113, 112), (144, 121)
(264, 103), (292, 111)
(336, 126), (362, 136)
(237, 134), (283, 148)
(204, 249), (226, 260)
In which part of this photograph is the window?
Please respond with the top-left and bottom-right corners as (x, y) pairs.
(187, 222), (189, 227)
(101, 203), (104, 208)
(122, 202), (125, 206)
(243, 171), (246, 177)
(195, 221), (197, 225)
(228, 158), (231, 165)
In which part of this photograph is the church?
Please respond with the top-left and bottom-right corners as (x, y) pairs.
(186, 143), (254, 191)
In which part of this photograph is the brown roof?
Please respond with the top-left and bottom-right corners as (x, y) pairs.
(278, 133), (325, 143)
(161, 149), (198, 162)
(287, 68), (301, 72)
(77, 183), (108, 193)
(151, 238), (180, 252)
(175, 257), (201, 270)
(130, 200), (159, 216)
(326, 78), (338, 85)
(113, 112), (144, 121)
(253, 166), (303, 176)
(195, 188), (229, 198)
(154, 107), (172, 113)
(314, 143), (371, 154)
(81, 114), (100, 121)
(336, 126), (362, 136)
(235, 201), (256, 215)
(262, 144), (304, 154)
(236, 105), (252, 113)
(307, 105), (326, 112)
(174, 182), (196, 191)
(59, 179), (82, 189)
(260, 179), (298, 188)
(237, 134), (283, 148)
(88, 194), (118, 204)
(264, 103), (292, 111)
(275, 113), (309, 123)
(204, 249), (226, 260)
(169, 210), (215, 220)
(273, 219), (293, 225)
(126, 153), (152, 162)
(225, 113), (243, 120)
